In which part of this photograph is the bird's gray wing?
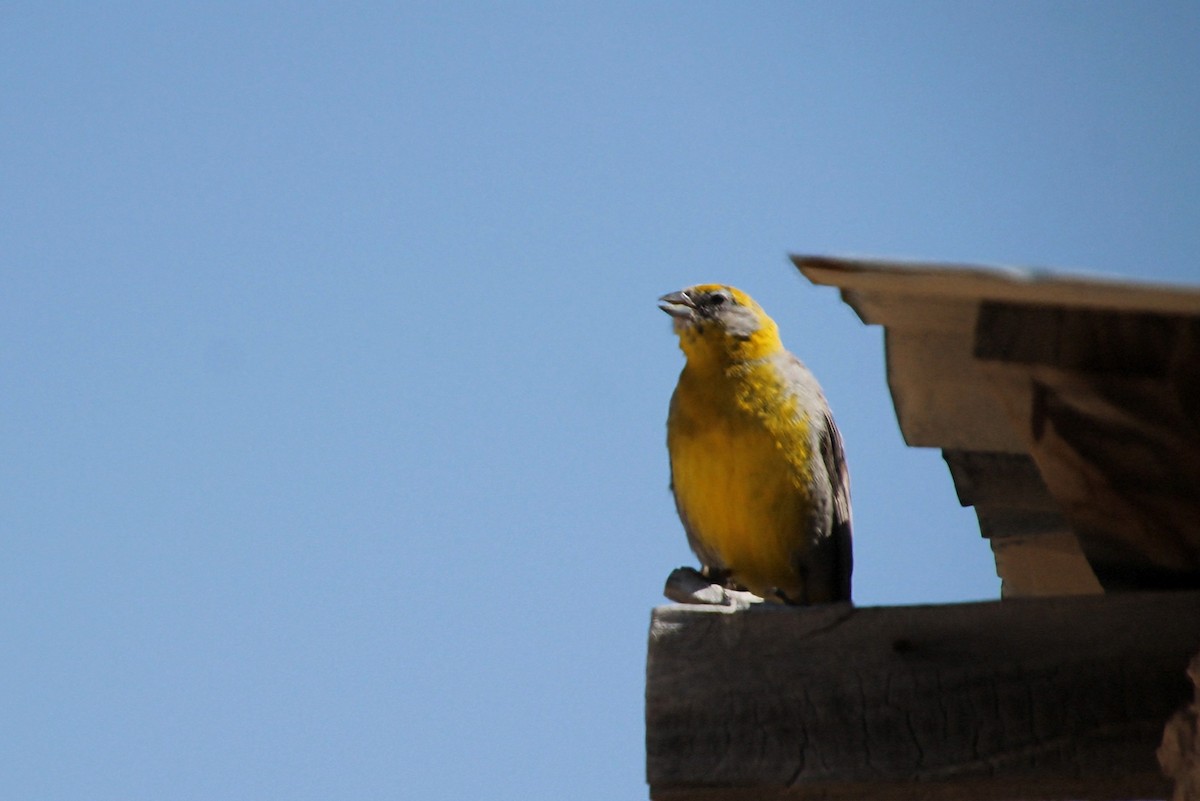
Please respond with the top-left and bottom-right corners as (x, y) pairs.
(819, 406), (853, 601)
(773, 351), (854, 602)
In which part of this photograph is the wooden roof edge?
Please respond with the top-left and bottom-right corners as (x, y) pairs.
(791, 254), (1200, 316)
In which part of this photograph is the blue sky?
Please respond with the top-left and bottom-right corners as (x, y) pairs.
(2, 3), (1197, 800)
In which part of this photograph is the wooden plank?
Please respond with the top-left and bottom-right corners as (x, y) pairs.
(939, 450), (1101, 594)
(982, 363), (1200, 590)
(837, 290), (979, 331)
(972, 507), (1070, 539)
(942, 450), (1058, 511)
(989, 531), (1103, 597)
(974, 301), (1199, 378)
(884, 328), (1026, 452)
(647, 592), (1200, 800)
(792, 254), (1200, 315)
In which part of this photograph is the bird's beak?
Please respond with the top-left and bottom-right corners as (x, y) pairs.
(658, 290), (696, 320)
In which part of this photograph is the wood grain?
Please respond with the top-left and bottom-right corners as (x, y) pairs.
(647, 592), (1200, 799)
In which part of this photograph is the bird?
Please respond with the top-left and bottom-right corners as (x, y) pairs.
(660, 284), (852, 604)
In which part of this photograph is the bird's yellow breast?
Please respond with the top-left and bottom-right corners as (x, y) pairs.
(667, 362), (814, 597)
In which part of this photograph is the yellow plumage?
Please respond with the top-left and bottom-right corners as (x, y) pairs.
(660, 285), (852, 604)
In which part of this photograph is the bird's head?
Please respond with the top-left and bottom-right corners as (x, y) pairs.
(659, 284), (783, 364)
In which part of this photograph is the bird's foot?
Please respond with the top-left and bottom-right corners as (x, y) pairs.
(663, 566), (764, 609)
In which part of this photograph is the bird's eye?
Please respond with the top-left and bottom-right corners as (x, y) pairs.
(710, 293), (727, 306)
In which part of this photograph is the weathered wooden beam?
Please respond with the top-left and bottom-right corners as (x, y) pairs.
(981, 363), (1200, 590)
(973, 301), (1199, 377)
(941, 450), (1102, 596)
(884, 327), (1027, 452)
(647, 591), (1200, 800)
(793, 254), (1200, 315)
(970, 300), (1200, 590)
(942, 451), (1057, 511)
(989, 530), (1104, 598)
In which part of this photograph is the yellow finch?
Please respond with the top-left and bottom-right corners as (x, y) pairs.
(660, 284), (852, 604)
